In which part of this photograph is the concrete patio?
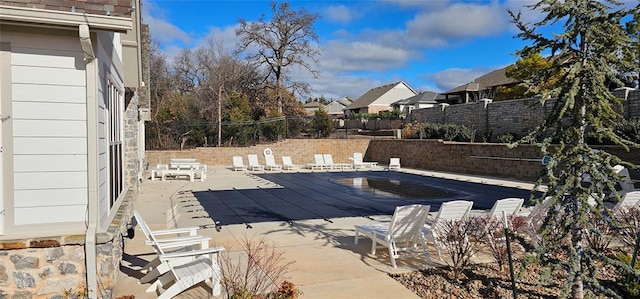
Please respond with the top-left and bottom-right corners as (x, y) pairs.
(113, 166), (536, 298)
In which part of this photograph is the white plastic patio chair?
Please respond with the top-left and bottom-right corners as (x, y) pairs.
(153, 248), (225, 299)
(264, 154), (283, 171)
(612, 190), (640, 214)
(487, 197), (524, 219)
(388, 158), (401, 170)
(614, 164), (636, 192)
(232, 156), (247, 171)
(351, 152), (378, 169)
(281, 156), (299, 170)
(144, 228), (225, 298)
(422, 200), (473, 260)
(323, 154), (350, 170)
(247, 154), (265, 171)
(306, 154), (325, 170)
(354, 204), (431, 268)
(133, 211), (212, 284)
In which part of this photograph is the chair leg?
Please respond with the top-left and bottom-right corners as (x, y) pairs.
(371, 238), (377, 255)
(388, 243), (397, 268)
(354, 231), (360, 244)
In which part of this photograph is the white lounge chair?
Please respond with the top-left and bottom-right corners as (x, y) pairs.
(354, 204), (431, 268)
(614, 165), (636, 192)
(351, 152), (378, 169)
(232, 156), (247, 171)
(487, 197), (524, 219)
(422, 200), (473, 260)
(247, 154), (265, 171)
(264, 154), (283, 171)
(388, 158), (401, 170)
(306, 154), (325, 170)
(281, 156), (299, 170)
(323, 154), (351, 170)
(613, 190), (640, 213)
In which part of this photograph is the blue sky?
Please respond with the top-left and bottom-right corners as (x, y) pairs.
(142, 0), (545, 100)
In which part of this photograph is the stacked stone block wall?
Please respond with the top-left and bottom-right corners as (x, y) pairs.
(410, 89), (640, 139)
(0, 190), (135, 298)
(145, 139), (372, 171)
(124, 92), (141, 190)
(150, 138), (640, 181)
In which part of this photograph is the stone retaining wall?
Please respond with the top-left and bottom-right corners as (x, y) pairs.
(409, 89), (640, 139)
(145, 139), (372, 170)
(147, 139), (640, 182)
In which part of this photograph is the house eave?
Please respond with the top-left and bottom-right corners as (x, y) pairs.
(0, 5), (131, 32)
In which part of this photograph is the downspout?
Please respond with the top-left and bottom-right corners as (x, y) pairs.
(80, 24), (99, 299)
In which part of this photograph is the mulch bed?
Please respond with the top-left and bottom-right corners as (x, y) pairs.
(391, 259), (632, 299)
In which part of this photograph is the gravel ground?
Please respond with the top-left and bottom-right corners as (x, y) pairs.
(391, 258), (631, 299)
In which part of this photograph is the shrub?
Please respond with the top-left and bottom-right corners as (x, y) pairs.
(219, 236), (296, 299)
(478, 216), (526, 272)
(434, 217), (480, 280)
(615, 118), (640, 143)
(614, 206), (640, 248)
(421, 123), (474, 142)
(497, 133), (515, 143)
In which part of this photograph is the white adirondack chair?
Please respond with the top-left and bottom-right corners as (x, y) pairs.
(133, 211), (211, 284)
(150, 239), (225, 299)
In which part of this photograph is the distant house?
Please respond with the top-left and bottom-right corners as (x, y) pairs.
(392, 91), (441, 116)
(303, 101), (323, 115)
(344, 81), (417, 115)
(0, 1), (148, 297)
(440, 67), (521, 104)
(323, 96), (353, 118)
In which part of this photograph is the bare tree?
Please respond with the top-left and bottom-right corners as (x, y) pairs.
(235, 1), (320, 114)
(197, 38), (258, 146)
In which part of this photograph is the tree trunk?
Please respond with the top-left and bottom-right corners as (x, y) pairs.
(217, 84), (223, 147)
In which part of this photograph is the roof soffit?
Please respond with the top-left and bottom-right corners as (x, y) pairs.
(0, 5), (132, 32)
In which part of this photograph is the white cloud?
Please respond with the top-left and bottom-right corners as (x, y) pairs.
(320, 41), (410, 73)
(427, 68), (491, 92)
(142, 0), (191, 45)
(324, 5), (358, 24)
(407, 2), (509, 45)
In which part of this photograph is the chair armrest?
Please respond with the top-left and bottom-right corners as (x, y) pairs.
(159, 246), (226, 260)
(146, 236), (211, 249)
(150, 226), (200, 237)
(146, 235), (208, 245)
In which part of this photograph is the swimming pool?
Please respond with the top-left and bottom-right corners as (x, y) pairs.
(193, 171), (533, 226)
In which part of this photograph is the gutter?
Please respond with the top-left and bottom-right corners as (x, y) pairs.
(80, 24), (99, 299)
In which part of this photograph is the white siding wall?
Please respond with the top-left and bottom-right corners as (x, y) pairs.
(10, 33), (88, 225)
(377, 84), (417, 105)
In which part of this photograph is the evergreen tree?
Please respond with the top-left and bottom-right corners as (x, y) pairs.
(224, 92), (253, 146)
(312, 108), (333, 138)
(510, 1), (639, 298)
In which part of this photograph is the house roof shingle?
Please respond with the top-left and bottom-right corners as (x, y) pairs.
(394, 91), (439, 105)
(346, 81), (415, 110)
(442, 66), (520, 95)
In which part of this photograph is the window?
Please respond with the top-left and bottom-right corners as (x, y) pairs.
(108, 81), (124, 207)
